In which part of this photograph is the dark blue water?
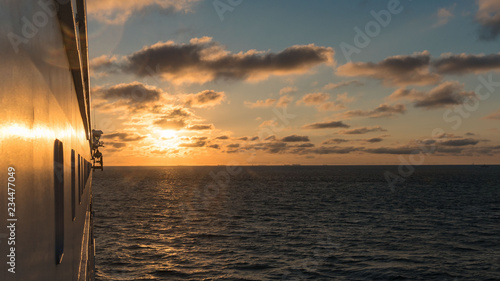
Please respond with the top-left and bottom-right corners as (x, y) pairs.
(92, 166), (500, 280)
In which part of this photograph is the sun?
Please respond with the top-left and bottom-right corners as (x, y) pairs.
(158, 129), (178, 139)
(153, 129), (183, 150)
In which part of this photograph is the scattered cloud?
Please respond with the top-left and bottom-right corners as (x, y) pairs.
(186, 124), (214, 130)
(245, 98), (277, 108)
(153, 118), (186, 130)
(335, 92), (356, 104)
(322, 138), (349, 145)
(389, 81), (475, 109)
(364, 146), (419, 155)
(340, 126), (387, 135)
(439, 138), (480, 146)
(179, 140), (207, 147)
(106, 142), (127, 149)
(433, 4), (455, 27)
(279, 86), (298, 95)
(432, 53), (500, 74)
(310, 146), (362, 154)
(339, 103), (406, 119)
(296, 93), (343, 111)
(104, 132), (146, 142)
(276, 95), (294, 108)
(281, 135), (310, 142)
(87, 0), (201, 24)
(184, 90), (226, 108)
(302, 120), (350, 129)
(336, 51), (441, 86)
(93, 37), (335, 84)
(259, 119), (279, 128)
(95, 81), (162, 104)
(323, 80), (364, 90)
(364, 137), (384, 143)
(483, 108), (500, 120)
(476, 0), (500, 40)
(297, 92), (329, 104)
(164, 108), (192, 119)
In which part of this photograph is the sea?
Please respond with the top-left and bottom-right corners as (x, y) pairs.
(92, 165), (500, 280)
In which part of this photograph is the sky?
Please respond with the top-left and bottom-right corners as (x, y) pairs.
(87, 0), (500, 166)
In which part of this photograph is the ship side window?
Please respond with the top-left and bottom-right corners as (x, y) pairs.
(71, 150), (76, 221)
(80, 157), (84, 198)
(83, 160), (87, 188)
(54, 139), (64, 264)
(78, 154), (81, 204)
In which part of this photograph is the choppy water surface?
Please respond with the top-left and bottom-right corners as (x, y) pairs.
(93, 166), (500, 280)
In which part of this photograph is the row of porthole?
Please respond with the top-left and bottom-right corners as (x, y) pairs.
(54, 139), (92, 265)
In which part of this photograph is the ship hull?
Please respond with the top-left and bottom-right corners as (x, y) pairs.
(0, 0), (94, 280)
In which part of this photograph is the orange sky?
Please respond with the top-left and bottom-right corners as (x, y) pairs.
(88, 0), (500, 165)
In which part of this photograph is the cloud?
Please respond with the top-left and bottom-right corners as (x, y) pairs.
(297, 92), (329, 104)
(104, 132), (146, 142)
(153, 118), (186, 130)
(227, 143), (240, 148)
(208, 144), (220, 149)
(296, 93), (343, 111)
(279, 86), (298, 95)
(336, 51), (441, 86)
(259, 120), (279, 128)
(164, 108), (192, 118)
(432, 53), (500, 74)
(245, 98), (277, 108)
(483, 108), (500, 120)
(364, 137), (384, 143)
(439, 138), (479, 146)
(322, 138), (350, 145)
(364, 146), (420, 155)
(340, 126), (387, 135)
(302, 120), (350, 129)
(335, 92), (356, 104)
(476, 0), (500, 40)
(94, 37), (335, 84)
(152, 107), (197, 130)
(87, 0), (201, 24)
(389, 81), (475, 109)
(311, 146), (362, 154)
(179, 140), (206, 147)
(95, 81), (162, 104)
(339, 103), (406, 119)
(292, 143), (315, 148)
(184, 90), (226, 108)
(90, 55), (121, 76)
(215, 135), (229, 140)
(281, 135), (310, 142)
(276, 95), (294, 108)
(433, 4), (455, 27)
(186, 124), (214, 130)
(106, 142), (127, 149)
(323, 80), (364, 90)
